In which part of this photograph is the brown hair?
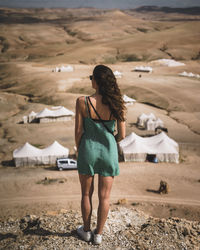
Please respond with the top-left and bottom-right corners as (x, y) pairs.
(93, 65), (126, 121)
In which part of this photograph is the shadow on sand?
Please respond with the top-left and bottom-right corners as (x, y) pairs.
(146, 189), (160, 194)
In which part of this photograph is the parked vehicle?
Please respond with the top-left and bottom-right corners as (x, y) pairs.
(56, 158), (77, 171)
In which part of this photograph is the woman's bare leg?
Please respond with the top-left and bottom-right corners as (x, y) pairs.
(96, 175), (114, 234)
(79, 174), (94, 231)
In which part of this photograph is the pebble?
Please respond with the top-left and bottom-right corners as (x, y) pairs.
(0, 207), (199, 249)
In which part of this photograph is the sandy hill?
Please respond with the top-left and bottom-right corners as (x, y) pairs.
(0, 7), (200, 64)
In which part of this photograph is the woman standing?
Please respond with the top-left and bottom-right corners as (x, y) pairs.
(75, 65), (126, 244)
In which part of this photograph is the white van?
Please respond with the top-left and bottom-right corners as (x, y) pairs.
(56, 158), (77, 171)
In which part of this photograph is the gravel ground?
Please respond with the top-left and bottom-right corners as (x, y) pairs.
(0, 207), (199, 250)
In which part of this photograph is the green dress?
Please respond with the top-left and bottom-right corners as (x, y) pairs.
(77, 97), (119, 177)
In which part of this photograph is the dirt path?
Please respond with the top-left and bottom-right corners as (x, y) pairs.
(0, 158), (200, 221)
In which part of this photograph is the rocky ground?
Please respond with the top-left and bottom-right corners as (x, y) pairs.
(0, 207), (199, 250)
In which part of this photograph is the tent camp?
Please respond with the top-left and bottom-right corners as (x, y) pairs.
(13, 141), (69, 167)
(123, 95), (136, 106)
(35, 106), (74, 123)
(119, 132), (179, 163)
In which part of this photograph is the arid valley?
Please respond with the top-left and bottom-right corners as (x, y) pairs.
(0, 6), (200, 249)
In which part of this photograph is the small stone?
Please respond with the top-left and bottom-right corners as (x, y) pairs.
(117, 198), (128, 205)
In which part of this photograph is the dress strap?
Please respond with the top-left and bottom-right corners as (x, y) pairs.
(88, 97), (114, 135)
(88, 97), (102, 120)
(109, 112), (112, 121)
(85, 96), (91, 118)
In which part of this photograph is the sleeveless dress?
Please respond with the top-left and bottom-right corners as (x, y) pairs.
(77, 96), (119, 177)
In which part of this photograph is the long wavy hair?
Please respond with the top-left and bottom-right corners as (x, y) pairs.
(93, 65), (126, 121)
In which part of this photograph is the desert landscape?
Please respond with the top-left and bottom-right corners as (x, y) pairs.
(0, 6), (200, 249)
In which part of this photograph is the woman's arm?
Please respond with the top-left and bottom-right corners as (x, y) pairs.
(75, 97), (84, 151)
(115, 120), (126, 143)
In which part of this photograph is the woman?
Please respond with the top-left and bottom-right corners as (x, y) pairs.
(75, 65), (126, 245)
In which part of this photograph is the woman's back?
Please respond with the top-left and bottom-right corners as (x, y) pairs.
(84, 95), (113, 121)
(77, 95), (119, 177)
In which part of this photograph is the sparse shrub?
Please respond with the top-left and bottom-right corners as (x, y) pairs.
(103, 56), (117, 64)
(142, 54), (150, 61)
(36, 177), (66, 185)
(192, 51), (200, 60)
(117, 54), (141, 62)
(137, 27), (148, 33)
(1, 42), (9, 53)
(160, 43), (168, 52)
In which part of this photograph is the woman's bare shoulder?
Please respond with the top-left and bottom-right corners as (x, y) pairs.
(76, 96), (85, 105)
(76, 96), (87, 115)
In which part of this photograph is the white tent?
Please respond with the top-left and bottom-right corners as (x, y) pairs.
(28, 111), (37, 123)
(23, 116), (28, 124)
(145, 119), (155, 131)
(114, 70), (123, 78)
(137, 113), (156, 127)
(153, 139), (179, 163)
(35, 106), (74, 123)
(13, 142), (43, 167)
(123, 95), (136, 106)
(119, 132), (179, 163)
(154, 59), (185, 67)
(134, 66), (153, 73)
(142, 132), (179, 150)
(145, 118), (164, 131)
(122, 138), (152, 162)
(41, 141), (69, 165)
(52, 65), (74, 72)
(179, 71), (200, 79)
(155, 118), (164, 128)
(13, 141), (69, 167)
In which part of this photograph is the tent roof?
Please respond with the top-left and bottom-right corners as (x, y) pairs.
(123, 95), (136, 103)
(29, 111), (37, 116)
(154, 140), (178, 154)
(36, 106), (74, 118)
(119, 132), (179, 154)
(138, 113), (156, 120)
(123, 139), (152, 154)
(13, 142), (42, 158)
(134, 66), (153, 72)
(41, 141), (69, 156)
(154, 59), (185, 67)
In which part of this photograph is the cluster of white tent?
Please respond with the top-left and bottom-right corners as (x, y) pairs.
(137, 113), (164, 131)
(23, 106), (75, 123)
(134, 66), (153, 73)
(119, 132), (179, 163)
(13, 141), (69, 167)
(52, 65), (74, 72)
(114, 70), (123, 78)
(179, 71), (200, 79)
(153, 59), (185, 67)
(123, 95), (136, 106)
